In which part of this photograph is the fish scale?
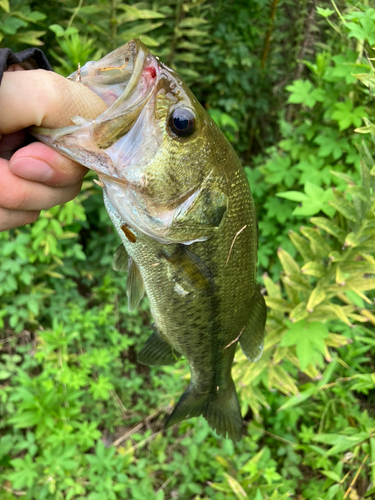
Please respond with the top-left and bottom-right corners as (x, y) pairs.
(32, 39), (266, 441)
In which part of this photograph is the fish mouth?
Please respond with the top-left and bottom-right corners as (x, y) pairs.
(69, 39), (159, 109)
(75, 39), (160, 150)
(31, 39), (159, 165)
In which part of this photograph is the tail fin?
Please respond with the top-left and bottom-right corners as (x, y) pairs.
(165, 379), (242, 441)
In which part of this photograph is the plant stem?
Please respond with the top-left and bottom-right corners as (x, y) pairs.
(110, 0), (118, 50)
(330, 0), (346, 24)
(260, 0), (279, 69)
(67, 0), (84, 30)
(169, 0), (183, 67)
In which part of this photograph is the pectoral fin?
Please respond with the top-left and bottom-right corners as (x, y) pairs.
(113, 244), (128, 272)
(162, 246), (214, 294)
(138, 329), (181, 365)
(127, 257), (145, 311)
(167, 187), (228, 243)
(240, 288), (267, 362)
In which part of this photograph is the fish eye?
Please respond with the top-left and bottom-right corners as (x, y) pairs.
(169, 108), (196, 138)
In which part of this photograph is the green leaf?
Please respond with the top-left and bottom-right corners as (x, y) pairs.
(321, 470), (341, 482)
(346, 19), (375, 45)
(354, 73), (375, 92)
(0, 0), (9, 13)
(277, 248), (300, 275)
(317, 7), (334, 17)
(281, 321), (329, 370)
(224, 473), (248, 500)
(179, 17), (208, 28)
(277, 191), (308, 202)
(0, 370), (11, 380)
(306, 286), (326, 312)
(325, 432), (369, 456)
(0, 16), (27, 34)
(329, 198), (357, 222)
(49, 24), (65, 37)
(15, 31), (46, 46)
(310, 217), (346, 242)
(331, 100), (368, 131)
(278, 386), (316, 411)
(286, 80), (326, 108)
(89, 376), (114, 400)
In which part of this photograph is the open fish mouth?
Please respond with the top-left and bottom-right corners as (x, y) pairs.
(69, 39), (160, 149)
(31, 39), (159, 172)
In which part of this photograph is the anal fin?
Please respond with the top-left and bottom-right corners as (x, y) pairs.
(240, 288), (267, 362)
(137, 330), (181, 366)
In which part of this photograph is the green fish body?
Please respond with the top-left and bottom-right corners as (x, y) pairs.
(32, 40), (266, 441)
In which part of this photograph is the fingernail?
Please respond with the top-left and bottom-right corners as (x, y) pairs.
(10, 158), (53, 182)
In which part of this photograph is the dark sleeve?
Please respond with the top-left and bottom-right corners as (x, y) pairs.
(0, 47), (53, 85)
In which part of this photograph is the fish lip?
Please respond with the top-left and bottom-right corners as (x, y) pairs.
(68, 39), (159, 115)
(68, 40), (153, 94)
(72, 39), (160, 151)
(30, 40), (160, 180)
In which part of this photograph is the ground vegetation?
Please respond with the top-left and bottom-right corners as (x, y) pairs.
(1, 1), (375, 498)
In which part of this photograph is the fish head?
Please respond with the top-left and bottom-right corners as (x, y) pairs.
(32, 40), (230, 244)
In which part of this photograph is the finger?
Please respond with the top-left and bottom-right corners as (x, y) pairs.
(0, 158), (82, 211)
(9, 142), (88, 187)
(0, 207), (40, 232)
(0, 69), (108, 134)
(0, 131), (27, 160)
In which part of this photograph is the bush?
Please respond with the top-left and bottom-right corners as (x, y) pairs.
(1, 1), (375, 499)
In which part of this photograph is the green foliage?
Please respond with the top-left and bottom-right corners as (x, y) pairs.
(1, 1), (375, 499)
(0, 0), (46, 48)
(253, 4), (375, 277)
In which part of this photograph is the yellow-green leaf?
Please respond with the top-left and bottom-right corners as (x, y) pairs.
(277, 247), (300, 275)
(310, 217), (346, 242)
(224, 473), (248, 500)
(289, 230), (314, 261)
(325, 304), (352, 325)
(329, 198), (357, 222)
(263, 273), (282, 299)
(0, 0), (9, 12)
(265, 297), (292, 313)
(301, 261), (325, 277)
(300, 226), (331, 256)
(325, 333), (352, 348)
(289, 301), (309, 322)
(306, 287), (326, 312)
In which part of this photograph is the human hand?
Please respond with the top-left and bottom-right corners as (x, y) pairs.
(0, 66), (107, 231)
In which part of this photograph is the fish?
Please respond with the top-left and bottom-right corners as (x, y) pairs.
(31, 39), (266, 441)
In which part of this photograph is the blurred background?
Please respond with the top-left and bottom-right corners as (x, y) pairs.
(1, 1), (375, 498)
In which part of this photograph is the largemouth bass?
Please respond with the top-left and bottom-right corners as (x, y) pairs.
(32, 40), (266, 441)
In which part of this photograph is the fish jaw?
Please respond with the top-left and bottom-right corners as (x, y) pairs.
(67, 40), (158, 107)
(31, 39), (160, 178)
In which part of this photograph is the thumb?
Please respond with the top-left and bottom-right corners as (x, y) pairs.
(1, 69), (108, 185)
(0, 69), (108, 133)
